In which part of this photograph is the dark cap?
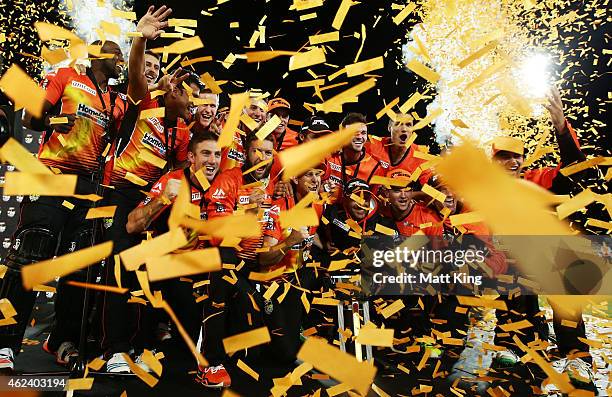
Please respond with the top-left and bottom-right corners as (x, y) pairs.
(300, 115), (333, 136)
(344, 178), (370, 196)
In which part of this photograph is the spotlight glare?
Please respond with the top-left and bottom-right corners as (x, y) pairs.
(519, 53), (551, 98)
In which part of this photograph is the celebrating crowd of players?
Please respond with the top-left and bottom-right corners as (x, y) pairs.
(0, 5), (599, 392)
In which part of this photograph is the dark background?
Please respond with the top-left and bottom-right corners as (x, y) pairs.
(0, 0), (609, 145)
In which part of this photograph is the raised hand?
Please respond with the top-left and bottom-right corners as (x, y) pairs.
(136, 5), (173, 40)
(543, 86), (566, 134)
(156, 68), (189, 93)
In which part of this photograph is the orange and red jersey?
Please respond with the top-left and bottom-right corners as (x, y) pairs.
(38, 67), (126, 175)
(263, 195), (324, 274)
(324, 150), (387, 188)
(219, 131), (246, 172)
(368, 137), (433, 185)
(274, 127), (299, 151)
(207, 166), (277, 262)
(391, 202), (443, 238)
(219, 130), (285, 183)
(139, 167), (213, 249)
(522, 121), (583, 191)
(108, 93), (190, 188)
(442, 209), (507, 275)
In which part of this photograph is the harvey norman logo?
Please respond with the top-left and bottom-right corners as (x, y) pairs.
(76, 104), (108, 128)
(141, 133), (166, 156)
(329, 162), (341, 172)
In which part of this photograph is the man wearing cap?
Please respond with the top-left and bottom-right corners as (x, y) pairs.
(323, 113), (387, 196)
(257, 163), (327, 365)
(376, 169), (445, 355)
(490, 88), (594, 389)
(298, 115), (333, 143)
(315, 178), (395, 269)
(380, 169), (442, 238)
(267, 97), (299, 151)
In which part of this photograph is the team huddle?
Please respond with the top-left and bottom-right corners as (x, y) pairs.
(0, 5), (598, 392)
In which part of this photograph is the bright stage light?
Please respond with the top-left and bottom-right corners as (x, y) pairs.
(518, 53), (551, 99)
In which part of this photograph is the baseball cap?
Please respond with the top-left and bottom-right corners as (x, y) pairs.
(267, 98), (291, 112)
(385, 169), (419, 190)
(492, 136), (524, 156)
(300, 115), (333, 136)
(344, 178), (370, 196)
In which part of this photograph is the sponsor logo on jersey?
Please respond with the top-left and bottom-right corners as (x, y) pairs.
(329, 175), (342, 185)
(329, 162), (341, 172)
(379, 160), (390, 169)
(146, 117), (165, 134)
(141, 132), (166, 156)
(227, 148), (245, 163)
(76, 103), (108, 128)
(333, 218), (350, 232)
(211, 188), (226, 200)
(238, 195), (250, 205)
(151, 181), (163, 194)
(215, 203), (225, 213)
(71, 80), (97, 96)
(191, 192), (202, 201)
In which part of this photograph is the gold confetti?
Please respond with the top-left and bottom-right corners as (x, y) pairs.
(22, 242), (112, 290)
(297, 337), (376, 396)
(120, 228), (188, 271)
(111, 9), (136, 20)
(315, 78), (376, 113)
(255, 115), (282, 140)
(124, 172), (149, 187)
(219, 92), (250, 147)
(151, 36), (203, 55)
(85, 206), (117, 219)
(138, 150), (167, 170)
(346, 56), (384, 77)
(309, 31), (340, 45)
(332, 0), (355, 30)
(393, 2), (417, 25)
(3, 172), (77, 196)
(0, 64), (47, 118)
(139, 107), (165, 119)
(223, 327), (271, 353)
(406, 59), (440, 84)
(168, 18), (198, 28)
(289, 47), (326, 70)
(146, 248), (222, 282)
(380, 299), (405, 318)
(0, 138), (52, 174)
(280, 124), (358, 180)
(457, 40), (499, 68)
(355, 327), (394, 347)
